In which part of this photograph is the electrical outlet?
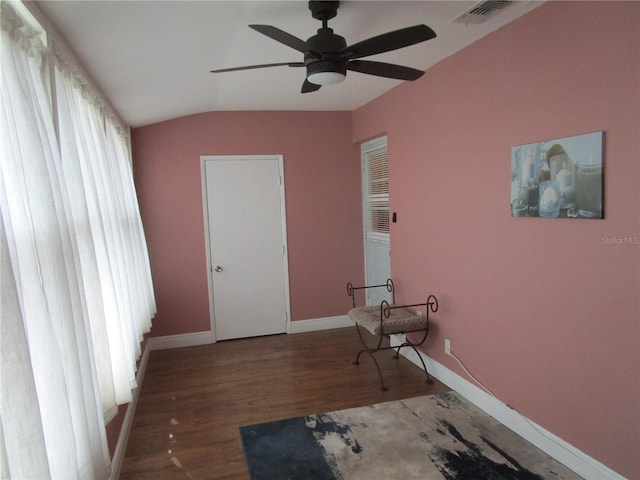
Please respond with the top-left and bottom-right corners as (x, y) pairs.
(444, 339), (451, 355)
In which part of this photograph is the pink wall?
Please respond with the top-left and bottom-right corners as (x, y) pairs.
(132, 111), (363, 336)
(353, 2), (639, 478)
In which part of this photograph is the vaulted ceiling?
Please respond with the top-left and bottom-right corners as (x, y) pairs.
(35, 1), (542, 127)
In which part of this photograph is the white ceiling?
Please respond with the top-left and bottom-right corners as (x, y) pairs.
(34, 0), (542, 127)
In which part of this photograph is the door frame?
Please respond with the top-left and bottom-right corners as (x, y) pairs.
(200, 154), (292, 341)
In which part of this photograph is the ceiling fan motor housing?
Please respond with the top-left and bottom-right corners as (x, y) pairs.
(307, 28), (346, 54)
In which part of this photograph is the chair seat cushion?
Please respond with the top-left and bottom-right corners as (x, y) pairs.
(348, 305), (428, 336)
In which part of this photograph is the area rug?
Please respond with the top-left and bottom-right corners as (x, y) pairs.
(240, 391), (582, 480)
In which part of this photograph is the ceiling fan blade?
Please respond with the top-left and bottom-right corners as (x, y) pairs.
(302, 79), (322, 94)
(249, 25), (311, 54)
(210, 62), (304, 73)
(347, 60), (424, 81)
(342, 25), (436, 60)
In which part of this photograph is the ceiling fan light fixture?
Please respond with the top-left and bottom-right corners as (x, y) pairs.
(308, 71), (345, 85)
(307, 60), (346, 85)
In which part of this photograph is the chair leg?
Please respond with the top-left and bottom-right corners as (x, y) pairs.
(406, 344), (433, 385)
(353, 348), (388, 391)
(365, 350), (389, 391)
(353, 349), (364, 366)
(393, 344), (402, 359)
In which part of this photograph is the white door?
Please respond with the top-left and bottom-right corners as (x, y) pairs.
(202, 155), (290, 340)
(362, 137), (392, 306)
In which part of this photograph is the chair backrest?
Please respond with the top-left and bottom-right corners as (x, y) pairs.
(346, 278), (395, 307)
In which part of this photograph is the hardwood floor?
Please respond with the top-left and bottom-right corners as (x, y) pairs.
(119, 327), (450, 479)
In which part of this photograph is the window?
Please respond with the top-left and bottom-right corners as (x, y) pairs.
(1, 2), (155, 478)
(363, 137), (389, 242)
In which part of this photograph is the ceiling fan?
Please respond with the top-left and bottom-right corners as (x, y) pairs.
(210, 1), (436, 93)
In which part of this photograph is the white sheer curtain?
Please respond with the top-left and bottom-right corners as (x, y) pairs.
(55, 62), (154, 419)
(1, 2), (155, 478)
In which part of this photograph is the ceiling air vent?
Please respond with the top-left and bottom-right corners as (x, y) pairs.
(451, 0), (514, 24)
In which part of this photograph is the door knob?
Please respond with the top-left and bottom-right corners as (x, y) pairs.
(214, 266), (223, 272)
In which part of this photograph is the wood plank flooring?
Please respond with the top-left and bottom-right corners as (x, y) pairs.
(119, 327), (450, 479)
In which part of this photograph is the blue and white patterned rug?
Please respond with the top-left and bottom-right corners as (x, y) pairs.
(240, 391), (582, 480)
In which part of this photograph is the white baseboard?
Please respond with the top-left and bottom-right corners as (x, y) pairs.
(144, 317), (352, 350)
(290, 315), (352, 333)
(147, 330), (216, 350)
(109, 321), (348, 477)
(109, 341), (152, 480)
(390, 335), (626, 480)
(144, 317), (352, 349)
(114, 326), (625, 479)
(109, 330), (216, 478)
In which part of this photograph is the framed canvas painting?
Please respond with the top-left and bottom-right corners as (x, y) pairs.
(511, 131), (604, 219)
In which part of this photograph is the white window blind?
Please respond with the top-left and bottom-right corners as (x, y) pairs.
(364, 142), (389, 241)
